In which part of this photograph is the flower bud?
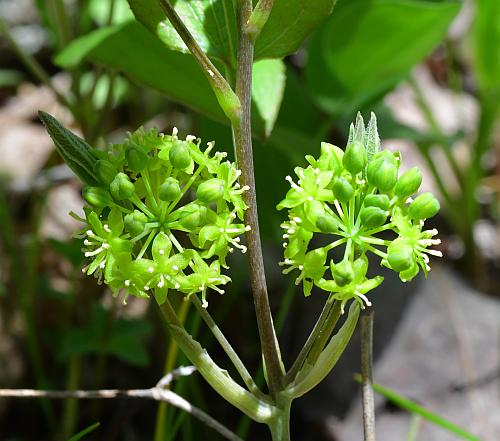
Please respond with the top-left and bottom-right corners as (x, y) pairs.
(367, 151), (398, 192)
(343, 141), (367, 174)
(110, 172), (135, 200)
(197, 178), (225, 204)
(331, 259), (354, 287)
(394, 167), (422, 198)
(363, 194), (390, 211)
(387, 239), (414, 272)
(303, 247), (328, 280)
(359, 206), (387, 228)
(83, 186), (113, 208)
(126, 144), (149, 172)
(95, 160), (118, 185)
(332, 176), (354, 203)
(169, 141), (191, 169)
(409, 192), (440, 220)
(124, 210), (148, 236)
(179, 204), (208, 230)
(159, 177), (181, 202)
(316, 214), (339, 233)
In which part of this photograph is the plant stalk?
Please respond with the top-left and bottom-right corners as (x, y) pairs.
(157, 0), (240, 123)
(361, 310), (375, 441)
(157, 297), (276, 423)
(233, 0), (284, 397)
(190, 296), (267, 400)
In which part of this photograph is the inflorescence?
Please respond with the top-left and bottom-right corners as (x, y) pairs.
(277, 113), (442, 312)
(77, 127), (249, 307)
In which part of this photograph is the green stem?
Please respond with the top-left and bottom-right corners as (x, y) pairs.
(154, 299), (191, 441)
(268, 397), (291, 441)
(190, 296), (267, 400)
(233, 0), (284, 398)
(285, 296), (335, 384)
(157, 297), (276, 423)
(361, 310), (375, 441)
(61, 356), (81, 440)
(157, 0), (240, 123)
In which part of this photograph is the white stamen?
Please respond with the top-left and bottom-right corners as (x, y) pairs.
(186, 135), (196, 142)
(125, 279), (131, 286)
(172, 127), (178, 136)
(104, 224), (111, 233)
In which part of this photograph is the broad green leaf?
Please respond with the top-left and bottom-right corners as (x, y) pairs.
(55, 22), (285, 137)
(252, 59), (286, 137)
(255, 0), (336, 59)
(127, 0), (237, 65)
(67, 423), (101, 441)
(361, 379), (481, 441)
(306, 0), (461, 117)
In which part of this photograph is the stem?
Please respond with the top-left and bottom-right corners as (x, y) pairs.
(190, 296), (267, 400)
(61, 356), (81, 440)
(157, 0), (240, 123)
(247, 0), (275, 41)
(268, 397), (291, 441)
(233, 0), (284, 397)
(158, 297), (276, 423)
(361, 310), (375, 441)
(285, 296), (335, 383)
(154, 299), (191, 441)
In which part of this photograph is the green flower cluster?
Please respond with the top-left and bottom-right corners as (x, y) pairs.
(277, 113), (441, 312)
(78, 127), (249, 307)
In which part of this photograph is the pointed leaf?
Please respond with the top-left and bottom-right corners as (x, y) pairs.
(38, 111), (100, 186)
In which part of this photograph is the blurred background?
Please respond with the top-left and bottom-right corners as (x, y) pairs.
(0, 0), (499, 440)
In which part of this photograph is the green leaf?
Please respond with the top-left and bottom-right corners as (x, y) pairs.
(127, 0), (237, 65)
(38, 111), (100, 186)
(472, 0), (500, 108)
(306, 0), (461, 117)
(252, 59), (286, 137)
(55, 22), (285, 137)
(67, 422), (101, 441)
(358, 379), (481, 441)
(255, 0), (336, 59)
